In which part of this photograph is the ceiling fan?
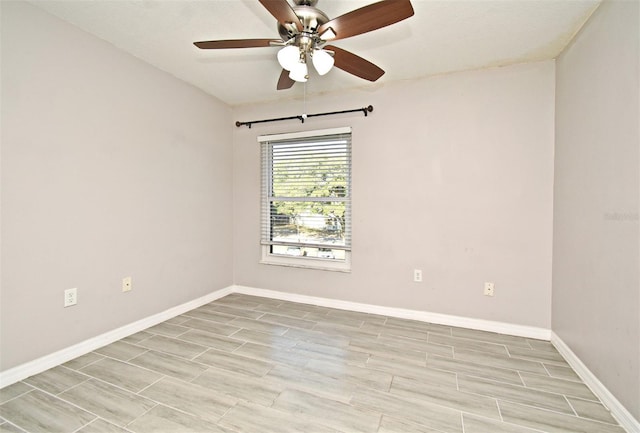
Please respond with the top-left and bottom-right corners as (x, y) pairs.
(194, 0), (414, 90)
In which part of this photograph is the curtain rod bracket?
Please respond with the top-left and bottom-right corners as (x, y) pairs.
(235, 105), (373, 128)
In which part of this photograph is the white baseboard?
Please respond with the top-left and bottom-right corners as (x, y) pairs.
(231, 285), (551, 340)
(0, 285), (234, 388)
(551, 332), (640, 433)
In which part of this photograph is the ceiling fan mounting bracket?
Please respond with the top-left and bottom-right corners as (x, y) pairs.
(293, 0), (319, 6)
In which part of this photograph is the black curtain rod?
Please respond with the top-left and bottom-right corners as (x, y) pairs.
(235, 105), (373, 128)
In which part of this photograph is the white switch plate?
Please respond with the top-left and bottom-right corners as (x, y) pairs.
(484, 282), (495, 296)
(414, 269), (423, 282)
(64, 288), (77, 307)
(122, 276), (132, 292)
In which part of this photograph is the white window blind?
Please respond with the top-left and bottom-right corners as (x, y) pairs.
(260, 127), (351, 262)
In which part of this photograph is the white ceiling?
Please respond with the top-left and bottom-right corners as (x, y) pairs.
(28, 0), (600, 107)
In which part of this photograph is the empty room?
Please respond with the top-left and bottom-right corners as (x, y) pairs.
(1, 0), (638, 432)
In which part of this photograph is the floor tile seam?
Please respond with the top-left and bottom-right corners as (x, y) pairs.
(181, 310), (242, 324)
(255, 316), (318, 330)
(53, 377), (95, 401)
(356, 395), (480, 432)
(129, 349), (214, 374)
(81, 418), (136, 433)
(455, 374), (589, 409)
(69, 415), (129, 433)
(455, 388), (574, 418)
(135, 373), (169, 397)
(572, 411), (623, 427)
(461, 412), (549, 433)
(125, 393), (229, 429)
(268, 376), (355, 405)
(378, 331), (438, 345)
(563, 394), (580, 417)
(122, 332), (155, 346)
(215, 399), (244, 425)
(387, 379), (510, 416)
(381, 413), (456, 433)
(0, 384), (36, 406)
(453, 354), (547, 374)
(137, 335), (212, 361)
(562, 396), (622, 427)
(508, 354), (570, 367)
(22, 371), (92, 397)
(94, 347), (152, 363)
(456, 346), (547, 363)
(1, 419), (29, 433)
(65, 373), (160, 405)
(60, 350), (104, 371)
(505, 344), (565, 358)
(458, 371), (590, 398)
(145, 328), (192, 339)
(193, 352), (277, 377)
(525, 339), (559, 353)
(372, 367), (461, 388)
(425, 356), (526, 381)
(175, 331), (252, 352)
(122, 401), (161, 431)
(79, 356), (172, 392)
(382, 383), (500, 418)
(495, 397), (618, 423)
(255, 307), (312, 319)
(427, 333), (511, 353)
(15, 386), (101, 428)
(277, 390), (385, 432)
(516, 371), (602, 402)
(487, 399), (505, 424)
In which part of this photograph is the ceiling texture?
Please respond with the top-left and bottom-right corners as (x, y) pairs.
(28, 0), (601, 107)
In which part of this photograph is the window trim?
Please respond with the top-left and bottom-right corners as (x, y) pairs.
(258, 127), (352, 272)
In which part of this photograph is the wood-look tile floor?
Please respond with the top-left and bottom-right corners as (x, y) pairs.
(0, 294), (626, 433)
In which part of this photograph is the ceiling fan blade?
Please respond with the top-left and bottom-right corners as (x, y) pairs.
(318, 0), (414, 41)
(325, 45), (385, 82)
(259, 0), (303, 31)
(277, 69), (295, 90)
(194, 39), (277, 49)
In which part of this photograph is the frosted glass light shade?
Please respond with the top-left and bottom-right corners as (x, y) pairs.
(277, 46), (300, 71)
(312, 49), (334, 75)
(289, 61), (308, 82)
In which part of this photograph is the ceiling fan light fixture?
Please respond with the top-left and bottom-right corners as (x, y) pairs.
(312, 49), (334, 75)
(277, 45), (300, 71)
(289, 61), (308, 82)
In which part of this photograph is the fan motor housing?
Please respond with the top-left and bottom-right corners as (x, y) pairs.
(277, 5), (329, 41)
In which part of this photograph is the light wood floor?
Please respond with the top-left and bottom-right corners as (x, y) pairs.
(0, 294), (625, 433)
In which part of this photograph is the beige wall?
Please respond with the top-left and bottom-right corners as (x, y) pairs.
(553, 0), (639, 421)
(233, 61), (555, 328)
(0, 1), (234, 370)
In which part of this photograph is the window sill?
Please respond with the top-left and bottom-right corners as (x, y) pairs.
(260, 253), (351, 273)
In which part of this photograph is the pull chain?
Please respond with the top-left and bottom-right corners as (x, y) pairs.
(302, 81), (308, 121)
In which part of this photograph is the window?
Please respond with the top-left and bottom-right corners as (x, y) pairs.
(259, 127), (352, 271)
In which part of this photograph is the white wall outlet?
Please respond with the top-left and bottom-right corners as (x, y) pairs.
(122, 276), (132, 292)
(414, 269), (423, 282)
(484, 282), (495, 296)
(64, 288), (78, 307)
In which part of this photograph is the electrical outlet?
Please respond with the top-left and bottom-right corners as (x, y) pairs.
(414, 269), (423, 282)
(122, 276), (132, 292)
(484, 282), (495, 296)
(64, 288), (78, 307)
